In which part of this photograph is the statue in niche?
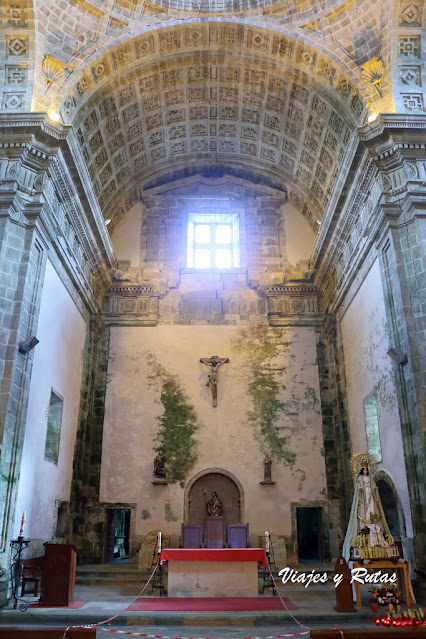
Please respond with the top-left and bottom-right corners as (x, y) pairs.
(342, 452), (395, 560)
(203, 489), (224, 517)
(200, 355), (230, 407)
(260, 454), (276, 485)
(152, 454), (167, 485)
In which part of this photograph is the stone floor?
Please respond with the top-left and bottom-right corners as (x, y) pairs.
(0, 563), (424, 638)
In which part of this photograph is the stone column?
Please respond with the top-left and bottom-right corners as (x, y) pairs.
(0, 167), (48, 559)
(0, 114), (113, 570)
(315, 317), (352, 540)
(378, 196), (426, 567)
(69, 321), (111, 563)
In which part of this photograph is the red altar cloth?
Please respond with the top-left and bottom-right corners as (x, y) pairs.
(158, 548), (267, 567)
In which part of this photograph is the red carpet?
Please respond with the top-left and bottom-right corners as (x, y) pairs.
(29, 601), (87, 609)
(127, 597), (296, 611)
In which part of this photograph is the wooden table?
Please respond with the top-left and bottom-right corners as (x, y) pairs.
(158, 548), (267, 598)
(350, 559), (412, 607)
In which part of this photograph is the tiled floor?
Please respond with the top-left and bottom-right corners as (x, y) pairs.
(0, 563), (423, 637)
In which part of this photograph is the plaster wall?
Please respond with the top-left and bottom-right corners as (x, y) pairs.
(14, 259), (87, 543)
(112, 202), (142, 267)
(340, 258), (413, 537)
(100, 324), (327, 539)
(282, 202), (316, 268)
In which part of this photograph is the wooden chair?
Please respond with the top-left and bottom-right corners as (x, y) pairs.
(206, 516), (225, 548)
(227, 523), (249, 548)
(21, 557), (43, 597)
(181, 524), (203, 548)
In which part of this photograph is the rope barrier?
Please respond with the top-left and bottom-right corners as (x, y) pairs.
(97, 629), (310, 638)
(61, 553), (332, 639)
(266, 554), (312, 633)
(63, 562), (159, 639)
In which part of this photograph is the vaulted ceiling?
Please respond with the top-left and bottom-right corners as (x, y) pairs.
(63, 26), (369, 231)
(4, 0), (414, 230)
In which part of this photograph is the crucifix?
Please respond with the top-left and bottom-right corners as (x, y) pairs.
(200, 355), (229, 407)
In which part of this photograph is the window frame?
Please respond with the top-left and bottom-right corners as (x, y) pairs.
(363, 392), (382, 463)
(187, 212), (240, 269)
(44, 388), (64, 465)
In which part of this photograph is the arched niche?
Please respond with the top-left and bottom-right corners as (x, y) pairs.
(375, 470), (406, 538)
(184, 468), (245, 526)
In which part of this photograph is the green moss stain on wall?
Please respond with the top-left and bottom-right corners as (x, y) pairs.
(231, 327), (296, 465)
(141, 510), (151, 520)
(305, 386), (318, 406)
(231, 327), (321, 473)
(165, 502), (178, 522)
(146, 353), (199, 484)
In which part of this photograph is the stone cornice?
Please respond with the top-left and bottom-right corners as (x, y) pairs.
(0, 113), (115, 270)
(259, 283), (318, 295)
(0, 113), (71, 142)
(358, 114), (426, 142)
(0, 113), (115, 306)
(311, 113), (426, 287)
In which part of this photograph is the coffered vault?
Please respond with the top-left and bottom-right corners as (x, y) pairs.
(4, 0), (424, 231)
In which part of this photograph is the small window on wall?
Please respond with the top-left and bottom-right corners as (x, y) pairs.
(187, 213), (240, 269)
(45, 390), (64, 464)
(363, 393), (382, 462)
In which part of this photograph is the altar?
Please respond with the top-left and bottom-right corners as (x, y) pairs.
(158, 548), (267, 598)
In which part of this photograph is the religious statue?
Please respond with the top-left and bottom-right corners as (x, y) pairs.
(260, 454), (275, 484)
(359, 513), (391, 548)
(342, 452), (394, 560)
(153, 454), (167, 479)
(200, 355), (229, 407)
(264, 455), (272, 481)
(203, 489), (224, 517)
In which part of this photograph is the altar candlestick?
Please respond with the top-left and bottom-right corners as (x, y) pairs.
(19, 511), (26, 537)
(265, 531), (270, 553)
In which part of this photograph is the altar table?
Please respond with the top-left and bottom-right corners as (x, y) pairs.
(158, 548), (267, 598)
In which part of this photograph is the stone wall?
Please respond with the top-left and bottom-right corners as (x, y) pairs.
(340, 258), (414, 541)
(100, 324), (327, 561)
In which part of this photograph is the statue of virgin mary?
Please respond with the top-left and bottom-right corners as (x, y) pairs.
(342, 452), (393, 560)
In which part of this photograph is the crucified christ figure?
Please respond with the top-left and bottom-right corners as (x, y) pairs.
(200, 355), (229, 407)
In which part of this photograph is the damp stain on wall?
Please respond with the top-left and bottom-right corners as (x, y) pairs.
(145, 352), (199, 484)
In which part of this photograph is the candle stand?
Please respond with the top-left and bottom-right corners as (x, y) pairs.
(10, 536), (30, 611)
(261, 535), (278, 595)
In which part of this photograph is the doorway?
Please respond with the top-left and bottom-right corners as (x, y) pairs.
(376, 479), (401, 538)
(296, 507), (322, 562)
(104, 508), (131, 564)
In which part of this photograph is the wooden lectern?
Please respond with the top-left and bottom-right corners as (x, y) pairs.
(40, 543), (77, 606)
(206, 516), (225, 548)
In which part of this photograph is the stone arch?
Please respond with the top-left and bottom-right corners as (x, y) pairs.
(375, 469), (406, 538)
(55, 25), (366, 227)
(184, 467), (245, 525)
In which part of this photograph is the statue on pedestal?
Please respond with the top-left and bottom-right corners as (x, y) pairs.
(203, 489), (224, 517)
(260, 454), (276, 485)
(152, 454), (167, 485)
(342, 452), (395, 560)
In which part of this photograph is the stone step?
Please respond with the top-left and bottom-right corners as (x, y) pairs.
(75, 563), (337, 588)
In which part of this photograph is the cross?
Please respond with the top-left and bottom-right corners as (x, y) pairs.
(200, 355), (229, 407)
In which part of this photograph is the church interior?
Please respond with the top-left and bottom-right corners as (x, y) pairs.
(0, 0), (426, 621)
